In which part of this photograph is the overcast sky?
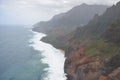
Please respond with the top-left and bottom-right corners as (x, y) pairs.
(0, 0), (119, 25)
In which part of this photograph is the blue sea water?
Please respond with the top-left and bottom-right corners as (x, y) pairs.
(0, 26), (66, 80)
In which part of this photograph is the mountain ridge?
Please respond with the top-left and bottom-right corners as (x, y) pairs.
(32, 1), (120, 80)
(32, 3), (108, 34)
(64, 1), (120, 80)
(33, 3), (108, 51)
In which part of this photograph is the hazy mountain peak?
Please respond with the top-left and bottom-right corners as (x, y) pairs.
(33, 4), (108, 34)
(81, 3), (88, 6)
(116, 1), (120, 5)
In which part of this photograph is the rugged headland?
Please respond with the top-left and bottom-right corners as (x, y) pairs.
(33, 2), (120, 80)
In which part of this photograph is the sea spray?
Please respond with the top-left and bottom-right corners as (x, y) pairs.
(30, 31), (67, 80)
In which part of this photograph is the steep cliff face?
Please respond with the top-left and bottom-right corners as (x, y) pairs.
(32, 1), (120, 80)
(64, 21), (120, 80)
(74, 1), (120, 38)
(64, 47), (99, 80)
(64, 2), (120, 80)
(64, 48), (120, 80)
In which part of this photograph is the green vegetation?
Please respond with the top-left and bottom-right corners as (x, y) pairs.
(104, 20), (120, 44)
(85, 38), (120, 61)
(83, 19), (120, 61)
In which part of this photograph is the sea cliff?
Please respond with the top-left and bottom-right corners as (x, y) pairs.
(32, 2), (120, 80)
(64, 47), (120, 80)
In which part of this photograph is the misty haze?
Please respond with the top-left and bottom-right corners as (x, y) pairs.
(0, 0), (120, 80)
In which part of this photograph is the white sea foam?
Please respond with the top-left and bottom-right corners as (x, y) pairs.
(30, 31), (67, 80)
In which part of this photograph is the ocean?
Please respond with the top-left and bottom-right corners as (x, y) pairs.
(0, 26), (66, 80)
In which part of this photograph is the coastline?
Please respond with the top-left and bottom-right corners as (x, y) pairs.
(32, 29), (66, 55)
(59, 49), (65, 55)
(31, 1), (120, 80)
(31, 30), (67, 80)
